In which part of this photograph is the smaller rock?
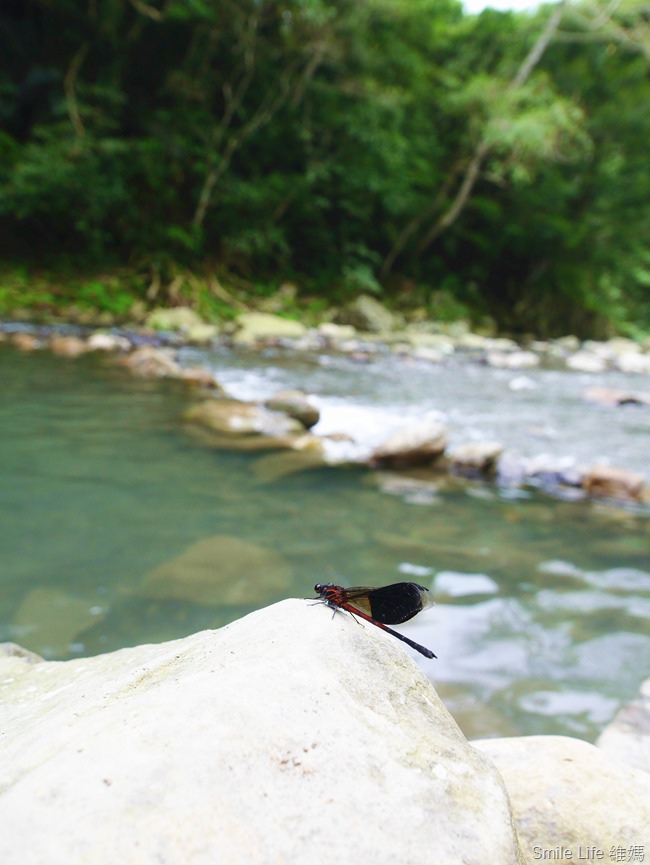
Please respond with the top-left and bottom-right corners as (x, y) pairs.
(582, 465), (646, 502)
(486, 350), (539, 369)
(119, 346), (181, 377)
(604, 337), (643, 356)
(145, 307), (206, 333)
(317, 322), (357, 341)
(411, 347), (446, 363)
(184, 398), (304, 437)
(179, 366), (224, 390)
(566, 351), (607, 373)
(552, 335), (581, 352)
(583, 387), (650, 407)
(597, 677), (650, 775)
(456, 333), (491, 351)
(9, 332), (40, 351)
(615, 352), (650, 375)
(450, 441), (503, 476)
(48, 335), (89, 357)
(472, 735), (650, 858)
(335, 295), (396, 334)
(406, 332), (455, 355)
(370, 420), (448, 469)
(264, 390), (320, 429)
(86, 332), (131, 352)
(232, 312), (307, 345)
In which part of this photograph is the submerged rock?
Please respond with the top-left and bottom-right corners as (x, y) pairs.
(0, 603), (524, 865)
(12, 587), (105, 659)
(141, 535), (291, 605)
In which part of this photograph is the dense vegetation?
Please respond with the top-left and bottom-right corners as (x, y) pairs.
(1, 0), (649, 335)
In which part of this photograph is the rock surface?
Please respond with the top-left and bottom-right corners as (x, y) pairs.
(597, 676), (650, 775)
(335, 294), (397, 333)
(0, 604), (524, 865)
(184, 398), (304, 437)
(450, 441), (503, 476)
(232, 312), (307, 344)
(581, 464), (647, 502)
(472, 735), (650, 865)
(370, 419), (448, 469)
(264, 389), (320, 429)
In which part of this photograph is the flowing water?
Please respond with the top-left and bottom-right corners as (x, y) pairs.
(1, 340), (649, 742)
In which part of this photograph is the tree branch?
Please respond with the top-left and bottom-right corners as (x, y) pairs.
(414, 1), (566, 257)
(64, 43), (89, 139)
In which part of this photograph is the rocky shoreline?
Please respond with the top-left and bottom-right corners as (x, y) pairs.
(2, 298), (649, 508)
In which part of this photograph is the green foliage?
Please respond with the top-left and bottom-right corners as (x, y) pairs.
(1, 0), (649, 334)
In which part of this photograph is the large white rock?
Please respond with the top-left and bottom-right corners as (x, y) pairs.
(0, 602), (523, 865)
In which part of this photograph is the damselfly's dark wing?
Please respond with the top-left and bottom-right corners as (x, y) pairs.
(343, 582), (433, 625)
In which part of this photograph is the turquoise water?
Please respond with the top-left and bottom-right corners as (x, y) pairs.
(1, 343), (649, 741)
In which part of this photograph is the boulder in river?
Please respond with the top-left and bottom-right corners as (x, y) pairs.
(48, 335), (89, 357)
(86, 332), (131, 352)
(264, 389), (320, 429)
(597, 676), (650, 775)
(615, 352), (650, 375)
(582, 465), (647, 502)
(184, 398), (304, 437)
(450, 441), (503, 477)
(485, 350), (539, 369)
(370, 420), (448, 469)
(0, 603), (524, 865)
(583, 387), (650, 407)
(178, 365), (225, 391)
(566, 350), (608, 373)
(118, 345), (182, 377)
(472, 735), (650, 862)
(9, 332), (40, 351)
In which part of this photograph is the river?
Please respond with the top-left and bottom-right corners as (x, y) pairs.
(1, 339), (649, 741)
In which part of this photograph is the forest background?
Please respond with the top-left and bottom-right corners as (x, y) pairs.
(1, 0), (649, 338)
